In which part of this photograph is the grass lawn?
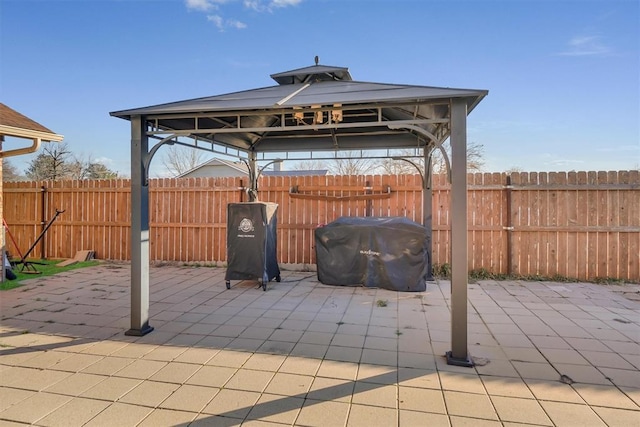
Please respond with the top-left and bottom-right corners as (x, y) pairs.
(0, 259), (100, 291)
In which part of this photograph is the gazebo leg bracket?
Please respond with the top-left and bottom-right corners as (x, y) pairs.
(445, 351), (474, 367)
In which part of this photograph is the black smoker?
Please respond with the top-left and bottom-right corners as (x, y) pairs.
(225, 202), (281, 291)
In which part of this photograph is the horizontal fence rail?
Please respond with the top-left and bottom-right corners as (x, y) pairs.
(2, 171), (638, 281)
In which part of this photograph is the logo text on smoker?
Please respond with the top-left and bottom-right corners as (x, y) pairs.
(238, 218), (255, 233)
(360, 249), (380, 256)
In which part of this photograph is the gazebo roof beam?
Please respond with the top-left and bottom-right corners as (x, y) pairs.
(146, 118), (448, 137)
(138, 100), (452, 122)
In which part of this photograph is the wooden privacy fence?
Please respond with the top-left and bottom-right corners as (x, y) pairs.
(2, 170), (639, 281)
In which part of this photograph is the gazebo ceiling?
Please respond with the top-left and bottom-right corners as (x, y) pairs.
(110, 63), (487, 155)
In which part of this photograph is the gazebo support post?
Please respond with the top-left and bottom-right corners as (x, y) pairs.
(126, 115), (154, 336)
(446, 98), (472, 366)
(423, 145), (433, 280)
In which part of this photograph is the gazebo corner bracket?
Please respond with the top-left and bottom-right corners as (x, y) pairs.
(387, 123), (452, 183)
(143, 134), (178, 185)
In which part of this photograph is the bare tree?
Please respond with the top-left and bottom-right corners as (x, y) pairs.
(374, 142), (485, 176)
(377, 149), (424, 175)
(67, 154), (118, 180)
(24, 143), (117, 181)
(328, 151), (379, 175)
(67, 158), (86, 179)
(84, 162), (118, 179)
(2, 159), (21, 181)
(161, 145), (206, 176)
(431, 141), (485, 173)
(504, 166), (524, 174)
(25, 142), (74, 180)
(466, 141), (486, 171)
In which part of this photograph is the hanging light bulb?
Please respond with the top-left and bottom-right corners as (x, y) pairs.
(312, 105), (323, 124)
(332, 103), (343, 123)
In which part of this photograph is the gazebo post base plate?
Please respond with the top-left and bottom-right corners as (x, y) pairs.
(445, 351), (474, 367)
(125, 324), (154, 336)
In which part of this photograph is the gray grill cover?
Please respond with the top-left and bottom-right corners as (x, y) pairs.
(225, 202), (280, 283)
(315, 217), (429, 292)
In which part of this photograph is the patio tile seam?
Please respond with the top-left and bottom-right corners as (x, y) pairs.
(538, 399), (618, 427)
(587, 403), (640, 411)
(475, 306), (638, 390)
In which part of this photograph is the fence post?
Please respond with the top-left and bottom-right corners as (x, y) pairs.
(505, 175), (513, 276)
(365, 180), (372, 216)
(40, 185), (46, 259)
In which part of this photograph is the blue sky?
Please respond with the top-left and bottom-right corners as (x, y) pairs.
(2, 0), (638, 177)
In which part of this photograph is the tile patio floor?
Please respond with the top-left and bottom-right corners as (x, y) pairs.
(0, 263), (638, 426)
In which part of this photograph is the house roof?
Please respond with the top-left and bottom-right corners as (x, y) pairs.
(178, 157), (328, 178)
(177, 158), (248, 177)
(0, 103), (63, 141)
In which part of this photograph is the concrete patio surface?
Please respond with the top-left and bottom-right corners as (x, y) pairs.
(0, 263), (638, 426)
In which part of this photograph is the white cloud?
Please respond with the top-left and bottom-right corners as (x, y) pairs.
(207, 14), (225, 30)
(227, 19), (247, 29)
(245, 0), (301, 11)
(186, 0), (218, 12)
(207, 14), (247, 31)
(558, 35), (612, 57)
(188, 0), (302, 29)
(94, 156), (114, 166)
(271, 0), (302, 8)
(243, 0), (264, 11)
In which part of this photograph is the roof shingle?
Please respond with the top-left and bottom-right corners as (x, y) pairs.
(0, 103), (57, 134)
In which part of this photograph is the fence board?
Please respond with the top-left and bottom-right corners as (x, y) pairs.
(628, 171), (640, 279)
(547, 172), (556, 275)
(538, 172), (549, 277)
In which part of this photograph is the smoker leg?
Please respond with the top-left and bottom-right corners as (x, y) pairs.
(225, 280), (231, 290)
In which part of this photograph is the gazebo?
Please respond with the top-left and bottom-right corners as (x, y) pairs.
(111, 61), (487, 366)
